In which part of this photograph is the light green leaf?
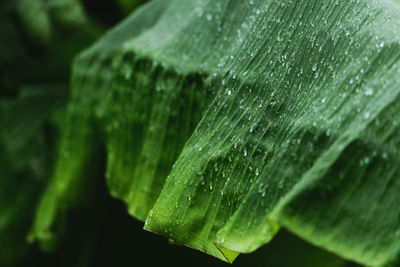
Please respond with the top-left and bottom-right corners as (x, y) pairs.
(30, 0), (400, 266)
(141, 0), (400, 265)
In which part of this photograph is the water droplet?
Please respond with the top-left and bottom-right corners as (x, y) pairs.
(364, 112), (370, 119)
(214, 162), (219, 171)
(257, 183), (267, 197)
(243, 148), (248, 157)
(255, 168), (260, 176)
(365, 88), (373, 96)
(321, 97), (326, 103)
(360, 156), (370, 165)
(312, 64), (317, 71)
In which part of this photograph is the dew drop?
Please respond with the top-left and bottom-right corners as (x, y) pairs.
(365, 88), (373, 96)
(312, 64), (317, 71)
(214, 162), (219, 171)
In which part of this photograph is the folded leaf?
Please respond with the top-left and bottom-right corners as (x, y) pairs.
(30, 0), (400, 265)
(143, 0), (400, 265)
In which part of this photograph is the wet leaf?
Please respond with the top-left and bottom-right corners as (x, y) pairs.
(30, 0), (400, 266)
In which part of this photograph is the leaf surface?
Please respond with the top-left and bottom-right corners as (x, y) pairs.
(30, 0), (400, 265)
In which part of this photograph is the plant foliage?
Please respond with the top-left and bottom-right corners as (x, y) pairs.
(2, 0), (400, 266)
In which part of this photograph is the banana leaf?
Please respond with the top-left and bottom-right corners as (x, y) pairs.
(0, 85), (68, 265)
(30, 0), (400, 266)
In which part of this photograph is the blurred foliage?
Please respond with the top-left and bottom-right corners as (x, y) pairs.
(118, 0), (148, 14)
(0, 0), (117, 265)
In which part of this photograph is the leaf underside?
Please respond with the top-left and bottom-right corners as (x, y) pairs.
(30, 0), (400, 266)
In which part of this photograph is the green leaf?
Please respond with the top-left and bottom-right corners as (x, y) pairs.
(47, 0), (86, 28)
(29, 0), (177, 243)
(0, 85), (67, 265)
(31, 0), (400, 266)
(17, 0), (53, 44)
(140, 0), (400, 265)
